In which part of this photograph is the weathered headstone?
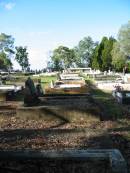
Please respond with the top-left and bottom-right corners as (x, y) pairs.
(24, 77), (40, 106)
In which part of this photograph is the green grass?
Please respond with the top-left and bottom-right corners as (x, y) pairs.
(40, 76), (57, 87)
(6, 75), (57, 87)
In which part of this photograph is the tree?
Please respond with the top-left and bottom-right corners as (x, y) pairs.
(0, 33), (14, 70)
(111, 21), (130, 72)
(111, 42), (127, 71)
(0, 52), (12, 69)
(92, 37), (107, 70)
(91, 44), (102, 70)
(15, 46), (30, 72)
(51, 46), (76, 71)
(101, 37), (116, 71)
(91, 36), (116, 71)
(118, 21), (130, 57)
(74, 36), (96, 67)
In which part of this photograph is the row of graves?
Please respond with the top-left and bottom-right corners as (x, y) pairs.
(0, 72), (128, 173)
(16, 73), (128, 172)
(76, 68), (130, 105)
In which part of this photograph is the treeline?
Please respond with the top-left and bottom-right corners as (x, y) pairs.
(1, 21), (130, 72)
(0, 33), (30, 71)
(49, 21), (130, 72)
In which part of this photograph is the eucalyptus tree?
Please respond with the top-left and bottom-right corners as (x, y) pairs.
(0, 33), (14, 70)
(118, 21), (130, 57)
(51, 46), (76, 71)
(15, 46), (30, 72)
(74, 36), (96, 67)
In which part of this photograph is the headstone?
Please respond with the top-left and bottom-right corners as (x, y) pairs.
(36, 79), (44, 96)
(24, 77), (40, 106)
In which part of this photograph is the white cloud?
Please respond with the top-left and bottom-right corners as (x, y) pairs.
(4, 2), (15, 10)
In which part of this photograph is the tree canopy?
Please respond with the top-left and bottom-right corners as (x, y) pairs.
(51, 46), (76, 71)
(91, 37), (116, 71)
(0, 33), (14, 70)
(118, 21), (130, 57)
(74, 36), (96, 67)
(15, 46), (30, 72)
(111, 42), (127, 72)
(110, 21), (130, 72)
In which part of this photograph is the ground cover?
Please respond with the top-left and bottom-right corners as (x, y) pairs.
(0, 78), (130, 172)
(6, 74), (57, 88)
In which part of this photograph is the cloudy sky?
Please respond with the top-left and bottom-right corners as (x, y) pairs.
(0, 0), (130, 70)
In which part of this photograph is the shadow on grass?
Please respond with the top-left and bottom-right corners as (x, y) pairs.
(85, 79), (123, 120)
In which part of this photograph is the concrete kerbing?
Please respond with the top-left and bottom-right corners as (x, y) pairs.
(110, 149), (127, 173)
(0, 149), (127, 173)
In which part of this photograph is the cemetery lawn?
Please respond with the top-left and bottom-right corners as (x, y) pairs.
(6, 74), (57, 88)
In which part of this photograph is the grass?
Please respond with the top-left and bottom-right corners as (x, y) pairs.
(85, 79), (123, 120)
(6, 75), (57, 87)
(40, 76), (57, 87)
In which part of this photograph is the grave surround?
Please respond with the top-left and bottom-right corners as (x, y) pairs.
(0, 149), (127, 173)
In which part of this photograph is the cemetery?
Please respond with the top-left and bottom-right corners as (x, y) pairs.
(0, 2), (130, 171)
(0, 71), (130, 172)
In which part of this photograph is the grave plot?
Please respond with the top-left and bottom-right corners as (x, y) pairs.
(45, 73), (88, 94)
(17, 93), (101, 124)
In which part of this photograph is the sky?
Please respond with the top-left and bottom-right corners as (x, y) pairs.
(0, 0), (130, 70)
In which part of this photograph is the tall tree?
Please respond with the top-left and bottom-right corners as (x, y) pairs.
(51, 46), (76, 71)
(118, 21), (130, 57)
(91, 36), (116, 71)
(92, 37), (107, 70)
(0, 33), (14, 70)
(101, 37), (116, 71)
(92, 44), (102, 70)
(111, 42), (126, 71)
(15, 46), (30, 72)
(74, 36), (96, 67)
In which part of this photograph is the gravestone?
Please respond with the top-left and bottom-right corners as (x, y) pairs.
(24, 77), (40, 106)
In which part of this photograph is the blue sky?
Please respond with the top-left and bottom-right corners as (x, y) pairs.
(0, 0), (130, 69)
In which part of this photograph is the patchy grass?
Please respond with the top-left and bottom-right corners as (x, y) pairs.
(85, 79), (123, 120)
(40, 76), (57, 88)
(6, 75), (57, 88)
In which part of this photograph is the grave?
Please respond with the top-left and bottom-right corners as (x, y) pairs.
(17, 93), (99, 122)
(0, 84), (22, 101)
(46, 72), (87, 94)
(124, 74), (130, 83)
(112, 90), (130, 104)
(0, 149), (127, 173)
